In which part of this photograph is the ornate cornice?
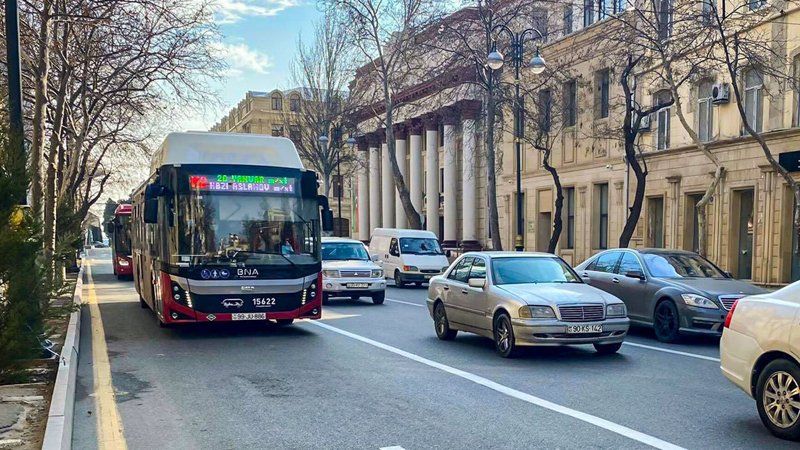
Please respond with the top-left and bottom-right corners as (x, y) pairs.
(393, 123), (408, 140)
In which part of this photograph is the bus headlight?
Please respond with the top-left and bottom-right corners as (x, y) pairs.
(170, 281), (193, 309)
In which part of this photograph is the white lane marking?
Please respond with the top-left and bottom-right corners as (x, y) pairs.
(385, 298), (425, 307)
(310, 321), (687, 450)
(623, 342), (720, 362)
(379, 447), (406, 450)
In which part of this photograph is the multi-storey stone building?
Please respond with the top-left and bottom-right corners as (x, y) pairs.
(350, 3), (800, 286)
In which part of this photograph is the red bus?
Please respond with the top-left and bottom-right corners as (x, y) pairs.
(106, 204), (133, 279)
(130, 132), (334, 327)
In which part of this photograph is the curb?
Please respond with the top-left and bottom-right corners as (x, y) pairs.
(41, 260), (85, 450)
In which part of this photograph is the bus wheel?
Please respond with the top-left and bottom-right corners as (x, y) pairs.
(275, 319), (294, 326)
(139, 295), (148, 309)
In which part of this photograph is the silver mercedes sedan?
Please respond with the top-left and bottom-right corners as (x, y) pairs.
(427, 252), (630, 358)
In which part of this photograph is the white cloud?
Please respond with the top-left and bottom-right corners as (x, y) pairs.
(215, 0), (299, 24)
(209, 42), (272, 75)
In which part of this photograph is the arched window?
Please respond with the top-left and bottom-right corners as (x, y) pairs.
(697, 81), (713, 142)
(271, 93), (283, 111)
(655, 90), (672, 150)
(289, 95), (301, 112)
(744, 69), (763, 133)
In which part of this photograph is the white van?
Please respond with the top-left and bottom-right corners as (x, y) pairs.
(369, 228), (450, 288)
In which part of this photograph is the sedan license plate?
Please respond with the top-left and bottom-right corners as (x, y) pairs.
(232, 313), (266, 321)
(566, 324), (602, 333)
(347, 283), (369, 288)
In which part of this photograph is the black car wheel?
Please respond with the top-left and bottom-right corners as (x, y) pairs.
(371, 291), (385, 305)
(653, 300), (681, 343)
(493, 313), (518, 358)
(593, 342), (623, 355)
(321, 292), (330, 305)
(394, 271), (405, 288)
(756, 359), (800, 441)
(433, 302), (457, 340)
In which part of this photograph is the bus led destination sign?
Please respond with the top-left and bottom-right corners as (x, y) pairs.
(189, 175), (295, 193)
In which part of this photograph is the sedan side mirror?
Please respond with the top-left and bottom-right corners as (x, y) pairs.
(468, 278), (486, 289)
(625, 270), (645, 280)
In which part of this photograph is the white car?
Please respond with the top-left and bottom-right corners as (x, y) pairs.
(720, 281), (800, 441)
(321, 238), (386, 304)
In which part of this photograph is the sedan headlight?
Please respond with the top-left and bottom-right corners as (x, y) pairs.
(519, 305), (556, 319)
(371, 269), (383, 278)
(606, 303), (627, 317)
(322, 270), (339, 278)
(403, 265), (419, 272)
(681, 294), (719, 309)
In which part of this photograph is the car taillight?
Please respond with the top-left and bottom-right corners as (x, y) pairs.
(724, 299), (739, 328)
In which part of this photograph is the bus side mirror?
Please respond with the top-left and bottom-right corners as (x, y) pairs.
(321, 209), (334, 232)
(144, 198), (158, 224)
(302, 172), (319, 199)
(106, 222), (114, 234)
(145, 183), (164, 200)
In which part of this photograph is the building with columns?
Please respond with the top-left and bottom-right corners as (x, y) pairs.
(349, 2), (800, 286)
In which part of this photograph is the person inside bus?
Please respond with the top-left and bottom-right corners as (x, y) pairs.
(279, 221), (297, 254)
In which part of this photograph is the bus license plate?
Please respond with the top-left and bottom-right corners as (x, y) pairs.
(567, 325), (602, 333)
(347, 283), (368, 288)
(232, 313), (266, 321)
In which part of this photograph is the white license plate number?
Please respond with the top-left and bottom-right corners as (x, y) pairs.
(232, 313), (267, 321)
(566, 324), (603, 333)
(347, 283), (369, 288)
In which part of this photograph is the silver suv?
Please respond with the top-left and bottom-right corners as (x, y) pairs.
(321, 238), (386, 304)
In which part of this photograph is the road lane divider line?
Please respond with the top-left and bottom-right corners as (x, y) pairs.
(385, 298), (425, 307)
(623, 342), (720, 362)
(85, 261), (129, 450)
(310, 321), (687, 450)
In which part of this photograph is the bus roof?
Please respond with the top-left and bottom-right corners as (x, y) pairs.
(149, 132), (304, 174)
(114, 204), (132, 215)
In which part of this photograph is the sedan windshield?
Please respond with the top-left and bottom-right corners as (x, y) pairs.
(492, 257), (581, 285)
(399, 238), (443, 255)
(642, 253), (726, 278)
(322, 243), (369, 261)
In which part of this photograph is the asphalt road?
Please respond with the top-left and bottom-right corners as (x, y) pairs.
(73, 248), (794, 450)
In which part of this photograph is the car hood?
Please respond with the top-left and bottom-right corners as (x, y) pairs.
(322, 260), (380, 271)
(656, 277), (767, 298)
(497, 283), (621, 306)
(400, 254), (449, 270)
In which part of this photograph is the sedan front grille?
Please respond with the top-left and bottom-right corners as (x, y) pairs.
(718, 295), (745, 311)
(558, 305), (605, 322)
(339, 270), (372, 278)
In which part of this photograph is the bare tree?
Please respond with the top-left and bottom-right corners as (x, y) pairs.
(324, 0), (448, 230)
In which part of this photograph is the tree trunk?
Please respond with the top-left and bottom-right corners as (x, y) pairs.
(543, 150), (563, 253)
(485, 86), (503, 250)
(620, 142), (646, 248)
(30, 0), (53, 217)
(384, 101), (422, 229)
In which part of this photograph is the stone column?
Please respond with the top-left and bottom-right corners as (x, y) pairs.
(394, 124), (408, 229)
(356, 137), (370, 241)
(367, 133), (382, 232)
(424, 115), (440, 237)
(380, 130), (395, 228)
(460, 101), (481, 250)
(441, 106), (459, 248)
(407, 119), (424, 222)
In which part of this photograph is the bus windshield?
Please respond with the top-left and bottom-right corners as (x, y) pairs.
(177, 192), (319, 266)
(113, 215), (132, 255)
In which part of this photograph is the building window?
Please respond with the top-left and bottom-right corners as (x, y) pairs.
(532, 9), (548, 42)
(333, 175), (343, 198)
(655, 90), (671, 150)
(616, 0), (627, 13)
(698, 81), (713, 142)
(289, 96), (301, 112)
(564, 80), (577, 127)
(271, 94), (283, 111)
(744, 68), (763, 133)
(596, 183), (609, 249)
(566, 187), (575, 249)
(647, 197), (665, 248)
(583, 0), (595, 26)
(748, 0), (765, 9)
(563, 5), (573, 35)
(271, 125), (284, 137)
(289, 126), (301, 142)
(598, 70), (610, 119)
(539, 89), (552, 132)
(701, 0), (714, 25)
(795, 56), (800, 126)
(658, 0), (672, 41)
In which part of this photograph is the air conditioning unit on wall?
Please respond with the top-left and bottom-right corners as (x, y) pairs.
(712, 83), (730, 104)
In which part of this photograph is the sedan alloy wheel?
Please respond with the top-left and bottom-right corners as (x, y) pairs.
(493, 314), (518, 358)
(757, 359), (800, 440)
(653, 300), (680, 343)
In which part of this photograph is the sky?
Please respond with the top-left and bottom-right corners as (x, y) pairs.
(179, 0), (322, 131)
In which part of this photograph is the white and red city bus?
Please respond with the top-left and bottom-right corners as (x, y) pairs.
(130, 132), (334, 327)
(106, 203), (133, 279)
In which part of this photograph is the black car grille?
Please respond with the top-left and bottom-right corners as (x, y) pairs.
(558, 305), (605, 322)
(339, 270), (371, 278)
(421, 269), (440, 274)
(718, 295), (745, 311)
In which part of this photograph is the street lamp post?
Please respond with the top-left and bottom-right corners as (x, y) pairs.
(320, 132), (357, 237)
(487, 26), (546, 251)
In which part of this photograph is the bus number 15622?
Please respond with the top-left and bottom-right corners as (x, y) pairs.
(253, 298), (276, 307)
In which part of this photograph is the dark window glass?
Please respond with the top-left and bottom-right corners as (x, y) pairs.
(564, 81), (577, 127)
(566, 187), (575, 249)
(540, 89), (552, 132)
(532, 9), (548, 42)
(643, 253), (726, 278)
(492, 257), (580, 285)
(398, 238), (443, 255)
(563, 5), (573, 34)
(584, 0), (594, 26)
(389, 238), (399, 256)
(469, 258), (487, 279)
(600, 70), (610, 118)
(599, 183), (609, 249)
(333, 175), (343, 198)
(289, 97), (301, 112)
(450, 257), (473, 283)
(658, 0), (672, 40)
(322, 243), (369, 261)
(616, 252), (643, 275)
(593, 251), (621, 273)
